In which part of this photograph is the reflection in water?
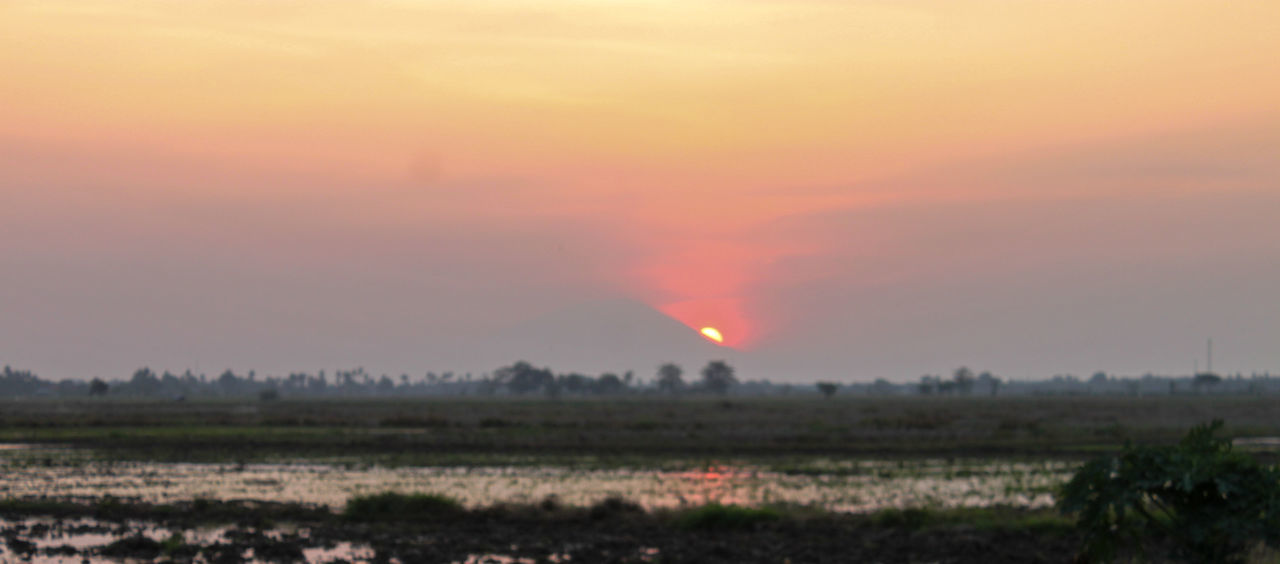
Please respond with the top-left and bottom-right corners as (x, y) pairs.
(0, 517), (376, 564)
(0, 450), (1070, 513)
(676, 465), (757, 507)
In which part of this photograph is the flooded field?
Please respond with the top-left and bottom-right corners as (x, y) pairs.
(0, 517), (374, 564)
(0, 446), (1070, 513)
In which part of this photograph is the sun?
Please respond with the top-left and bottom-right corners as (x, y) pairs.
(699, 327), (725, 344)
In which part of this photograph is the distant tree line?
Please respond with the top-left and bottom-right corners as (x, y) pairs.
(916, 367), (1003, 397)
(486, 360), (738, 397)
(0, 360), (742, 399)
(1, 363), (1277, 400)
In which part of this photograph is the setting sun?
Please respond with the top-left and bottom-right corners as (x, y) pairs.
(700, 327), (725, 344)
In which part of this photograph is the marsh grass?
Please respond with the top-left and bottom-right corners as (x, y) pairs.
(343, 492), (464, 521)
(0, 494), (1069, 535)
(0, 497), (329, 524)
(674, 504), (782, 530)
(870, 505), (1073, 533)
(7, 396), (1280, 464)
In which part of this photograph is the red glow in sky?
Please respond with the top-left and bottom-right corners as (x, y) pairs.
(660, 298), (754, 349)
(2, 1), (1278, 380)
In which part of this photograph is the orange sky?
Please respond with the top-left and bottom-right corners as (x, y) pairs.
(2, 1), (1278, 378)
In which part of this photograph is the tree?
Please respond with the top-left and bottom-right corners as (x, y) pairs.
(495, 361), (555, 395)
(871, 379), (894, 395)
(816, 381), (837, 399)
(657, 363), (684, 395)
(594, 373), (624, 395)
(376, 375), (395, 394)
(977, 371), (1001, 397)
(700, 361), (737, 395)
(558, 373), (592, 395)
(1059, 420), (1280, 563)
(1193, 372), (1223, 393)
(130, 367), (161, 396)
(89, 378), (109, 397)
(917, 375), (939, 395)
(952, 366), (975, 396)
(217, 370), (239, 395)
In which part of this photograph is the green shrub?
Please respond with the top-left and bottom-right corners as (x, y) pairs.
(1058, 420), (1280, 563)
(872, 507), (931, 530)
(676, 504), (781, 530)
(343, 492), (463, 521)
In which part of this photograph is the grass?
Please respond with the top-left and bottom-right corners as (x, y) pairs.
(343, 492), (464, 521)
(869, 505), (1074, 533)
(675, 504), (782, 530)
(0, 497), (330, 524)
(5, 395), (1280, 464)
(0, 493), (1071, 535)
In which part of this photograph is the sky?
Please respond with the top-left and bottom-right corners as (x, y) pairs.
(2, 0), (1278, 382)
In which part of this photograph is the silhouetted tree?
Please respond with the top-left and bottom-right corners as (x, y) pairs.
(700, 361), (737, 395)
(89, 378), (109, 397)
(657, 363), (684, 394)
(872, 379), (894, 395)
(816, 381), (837, 399)
(953, 366), (975, 396)
(216, 370), (238, 395)
(977, 371), (1002, 397)
(1193, 372), (1223, 393)
(543, 377), (562, 398)
(376, 375), (395, 394)
(917, 375), (939, 395)
(128, 368), (161, 396)
(495, 361), (555, 395)
(0, 366), (42, 395)
(594, 373), (624, 395)
(558, 373), (593, 395)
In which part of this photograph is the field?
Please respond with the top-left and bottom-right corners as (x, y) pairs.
(2, 395), (1276, 562)
(5, 394), (1279, 461)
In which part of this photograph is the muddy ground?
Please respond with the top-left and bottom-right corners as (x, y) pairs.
(1, 504), (1083, 563)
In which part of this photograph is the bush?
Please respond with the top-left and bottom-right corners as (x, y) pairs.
(588, 495), (645, 520)
(676, 504), (781, 530)
(343, 492), (463, 521)
(1058, 420), (1280, 563)
(872, 507), (931, 530)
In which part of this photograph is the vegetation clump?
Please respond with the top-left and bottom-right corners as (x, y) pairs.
(872, 507), (931, 530)
(587, 495), (645, 520)
(99, 535), (163, 559)
(675, 504), (781, 530)
(343, 492), (464, 522)
(1058, 420), (1280, 563)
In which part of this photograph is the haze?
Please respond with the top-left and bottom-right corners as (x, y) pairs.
(2, 1), (1278, 382)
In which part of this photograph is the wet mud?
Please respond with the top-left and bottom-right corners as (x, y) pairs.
(0, 499), (1082, 563)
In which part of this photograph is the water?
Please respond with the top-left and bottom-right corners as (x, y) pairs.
(0, 446), (1074, 562)
(0, 517), (375, 564)
(0, 447), (1070, 512)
